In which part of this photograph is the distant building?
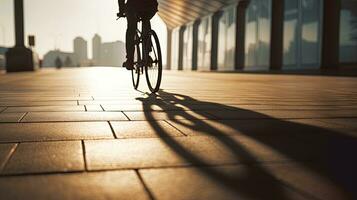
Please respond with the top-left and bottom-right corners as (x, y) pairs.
(73, 37), (88, 66)
(100, 41), (125, 67)
(0, 47), (8, 69)
(92, 34), (102, 65)
(43, 50), (77, 68)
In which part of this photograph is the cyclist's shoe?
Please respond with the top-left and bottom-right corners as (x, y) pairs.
(147, 55), (153, 68)
(123, 59), (134, 70)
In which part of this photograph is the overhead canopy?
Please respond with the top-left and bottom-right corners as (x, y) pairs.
(157, 0), (241, 29)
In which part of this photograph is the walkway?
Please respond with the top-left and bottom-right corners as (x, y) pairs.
(0, 67), (356, 200)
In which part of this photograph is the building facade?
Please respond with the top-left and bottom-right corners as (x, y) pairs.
(73, 37), (88, 66)
(100, 41), (125, 67)
(92, 34), (102, 65)
(160, 0), (357, 71)
(43, 50), (77, 68)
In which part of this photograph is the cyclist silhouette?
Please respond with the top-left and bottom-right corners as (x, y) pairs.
(118, 0), (158, 70)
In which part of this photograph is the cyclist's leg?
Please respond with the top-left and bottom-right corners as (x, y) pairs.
(125, 10), (138, 64)
(141, 10), (156, 54)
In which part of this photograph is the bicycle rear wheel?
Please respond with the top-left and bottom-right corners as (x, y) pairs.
(144, 30), (162, 93)
(131, 35), (141, 90)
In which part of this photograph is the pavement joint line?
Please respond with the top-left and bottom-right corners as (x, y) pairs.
(3, 110), (88, 113)
(81, 140), (88, 171)
(0, 143), (18, 173)
(0, 107), (7, 113)
(135, 169), (156, 200)
(1, 116), (357, 124)
(121, 111), (131, 121)
(100, 104), (105, 111)
(0, 160), (321, 178)
(164, 120), (188, 136)
(18, 112), (28, 122)
(108, 121), (118, 139)
(270, 173), (324, 200)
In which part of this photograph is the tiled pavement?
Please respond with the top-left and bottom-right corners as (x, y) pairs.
(0, 67), (357, 200)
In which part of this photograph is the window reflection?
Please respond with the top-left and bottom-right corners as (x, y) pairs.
(218, 5), (237, 71)
(171, 28), (180, 70)
(301, 0), (320, 66)
(340, 0), (357, 63)
(283, 0), (321, 69)
(197, 16), (212, 70)
(245, 0), (272, 70)
(183, 23), (193, 70)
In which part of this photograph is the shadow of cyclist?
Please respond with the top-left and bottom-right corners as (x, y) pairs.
(137, 90), (357, 200)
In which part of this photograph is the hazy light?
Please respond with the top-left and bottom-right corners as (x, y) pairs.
(0, 0), (167, 64)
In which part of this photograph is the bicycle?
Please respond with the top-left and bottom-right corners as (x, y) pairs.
(117, 12), (163, 93)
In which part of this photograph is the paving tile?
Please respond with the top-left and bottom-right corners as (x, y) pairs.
(79, 100), (145, 105)
(206, 110), (357, 120)
(110, 121), (184, 138)
(85, 105), (104, 111)
(288, 119), (357, 137)
(166, 119), (251, 136)
(263, 163), (354, 200)
(102, 104), (165, 111)
(166, 119), (346, 162)
(317, 118), (357, 130)
(204, 110), (272, 120)
(227, 104), (357, 111)
(3, 141), (84, 175)
(0, 144), (16, 170)
(162, 103), (229, 111)
(0, 122), (113, 142)
(3, 106), (85, 113)
(85, 137), (239, 170)
(0, 113), (25, 122)
(0, 171), (150, 200)
(22, 112), (128, 122)
(0, 96), (91, 101)
(167, 119), (338, 138)
(140, 165), (309, 200)
(0, 101), (78, 107)
(123, 111), (214, 121)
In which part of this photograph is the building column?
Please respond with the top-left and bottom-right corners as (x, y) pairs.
(235, 0), (250, 70)
(211, 11), (222, 71)
(166, 28), (172, 70)
(6, 0), (38, 72)
(178, 26), (186, 70)
(192, 20), (200, 71)
(270, 0), (284, 70)
(321, 0), (341, 69)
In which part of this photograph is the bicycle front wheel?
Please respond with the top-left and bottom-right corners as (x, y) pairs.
(144, 30), (162, 93)
(132, 35), (141, 90)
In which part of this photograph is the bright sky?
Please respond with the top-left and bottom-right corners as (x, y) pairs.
(0, 0), (167, 63)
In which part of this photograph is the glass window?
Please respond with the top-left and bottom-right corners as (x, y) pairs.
(283, 0), (322, 69)
(301, 0), (321, 66)
(245, 0), (272, 70)
(183, 23), (193, 70)
(340, 0), (357, 63)
(218, 5), (237, 71)
(171, 27), (180, 70)
(197, 16), (212, 70)
(283, 0), (299, 66)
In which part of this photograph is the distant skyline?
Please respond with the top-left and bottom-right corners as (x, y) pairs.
(0, 0), (167, 64)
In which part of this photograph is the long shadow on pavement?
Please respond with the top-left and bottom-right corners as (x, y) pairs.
(137, 90), (357, 200)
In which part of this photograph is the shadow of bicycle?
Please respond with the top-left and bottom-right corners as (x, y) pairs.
(137, 90), (357, 200)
